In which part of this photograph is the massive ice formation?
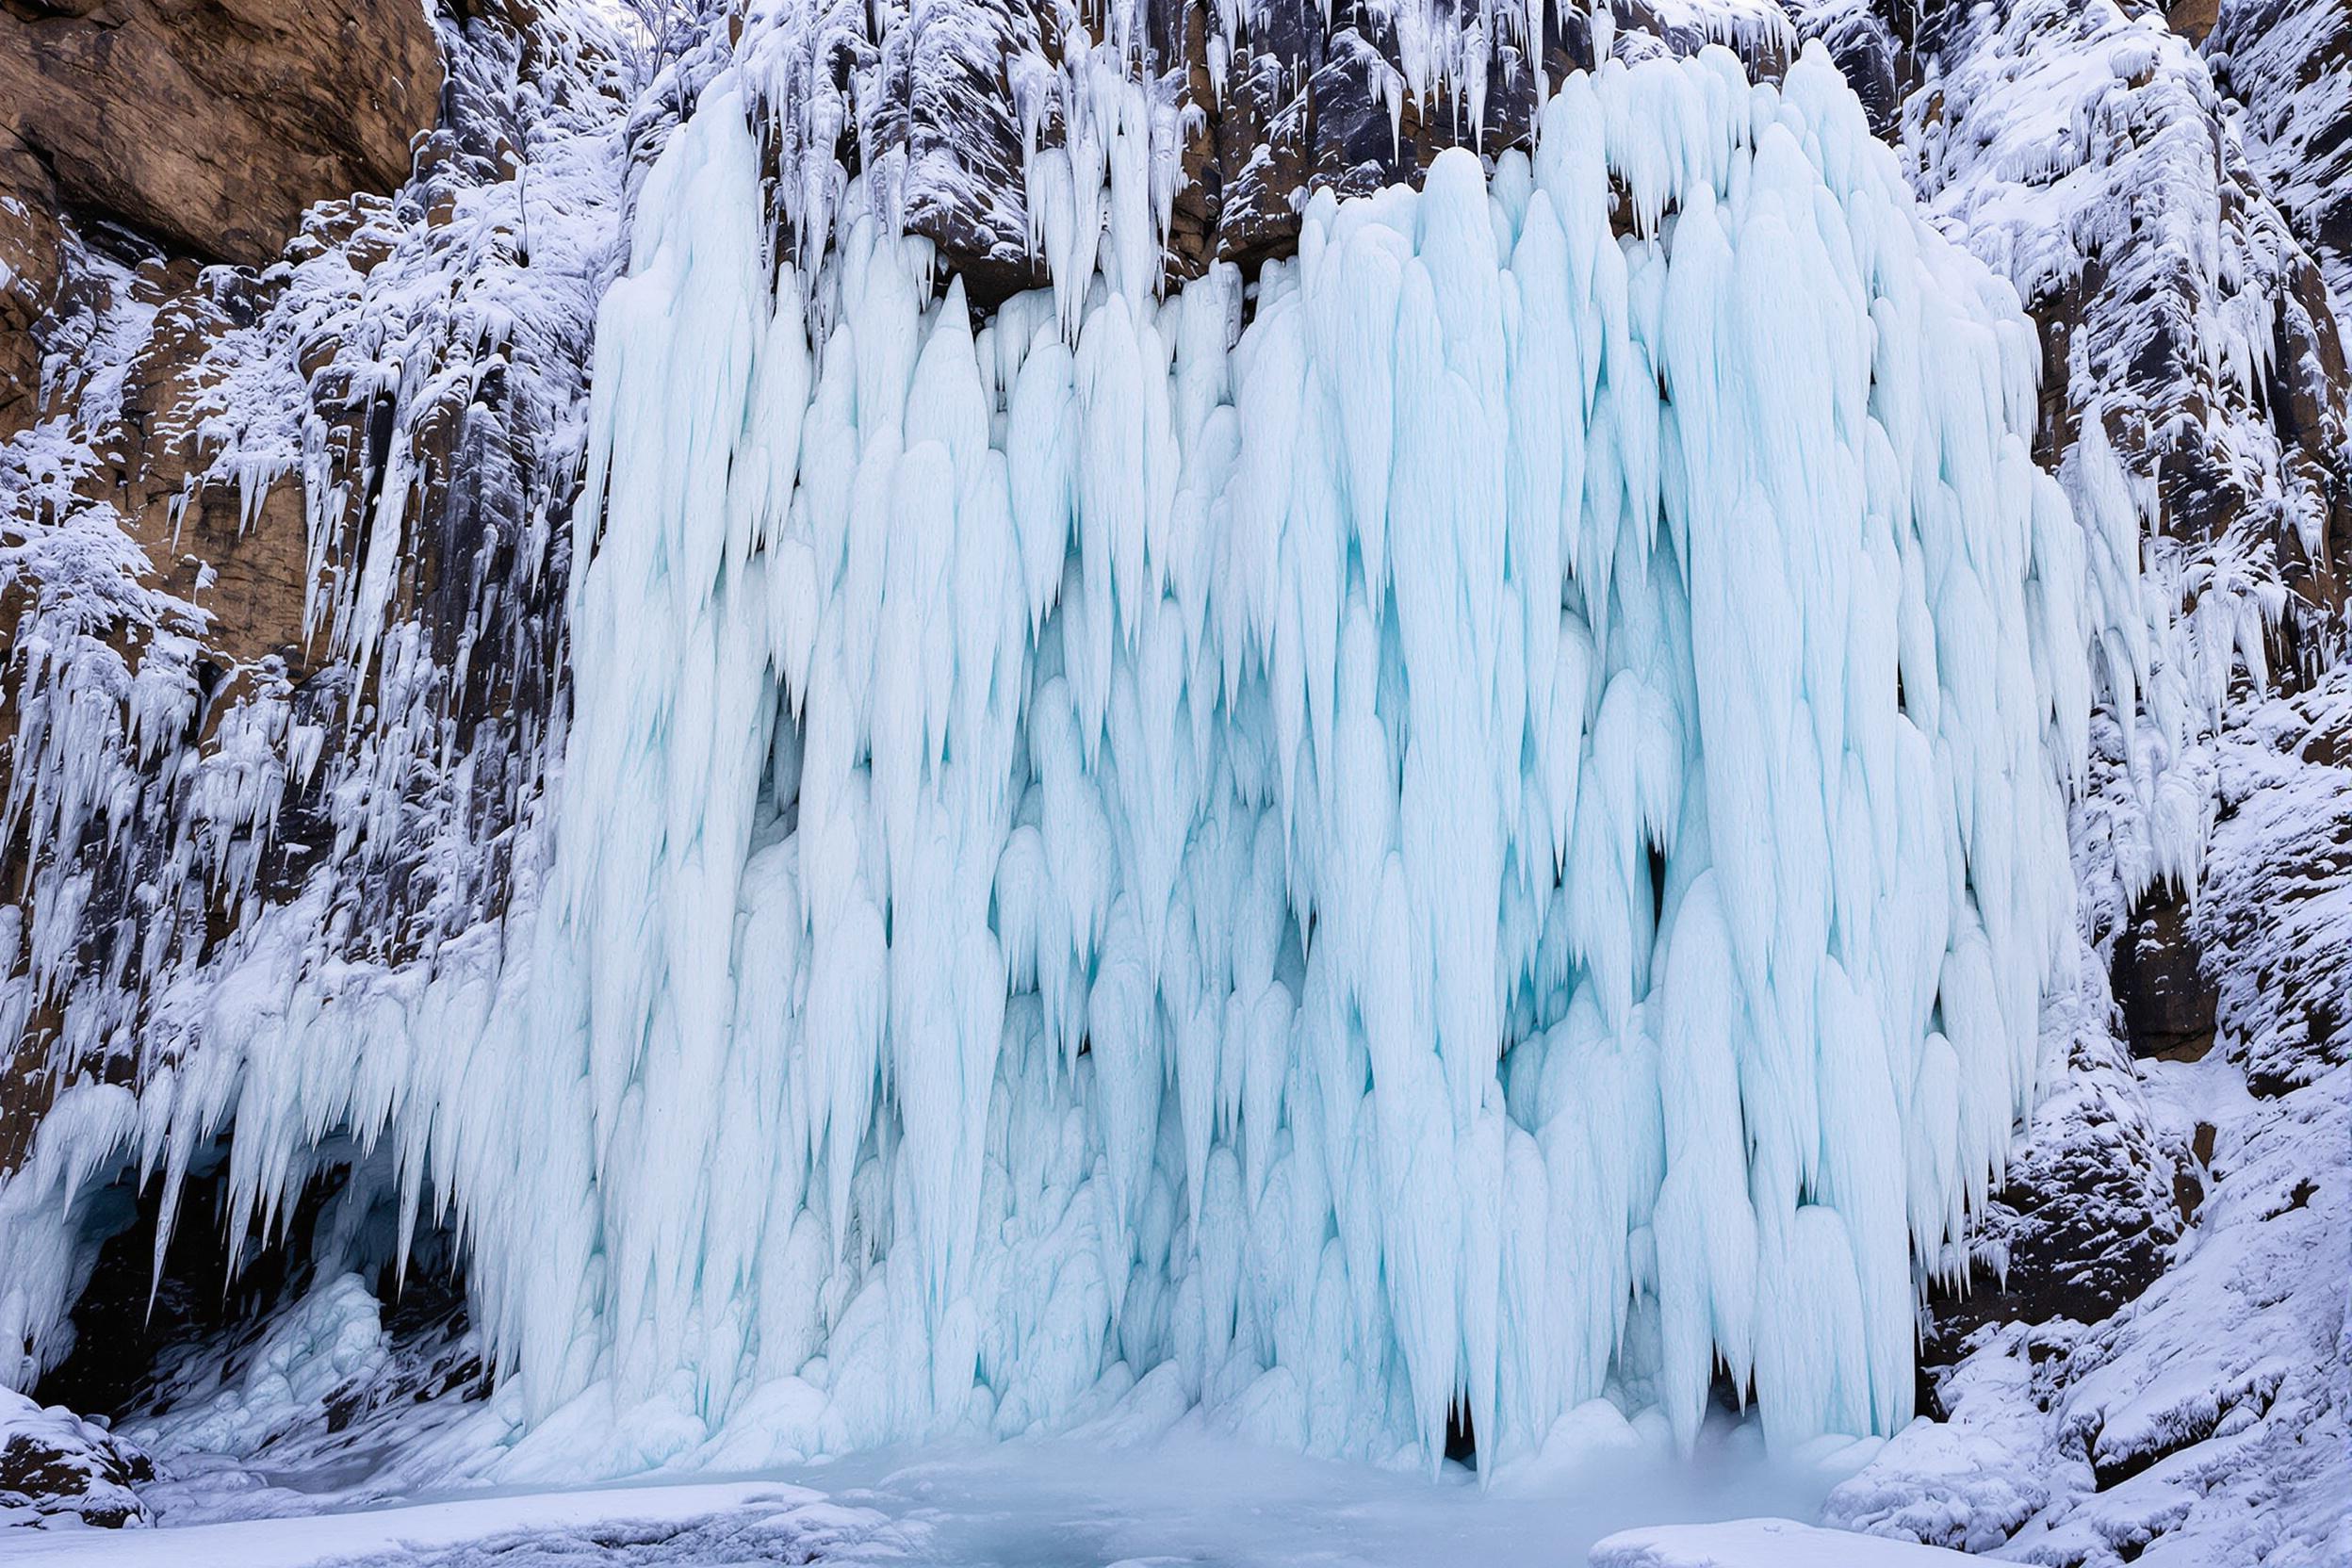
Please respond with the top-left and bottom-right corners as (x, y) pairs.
(3, 41), (2127, 1477)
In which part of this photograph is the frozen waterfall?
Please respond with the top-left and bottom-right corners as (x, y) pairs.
(0, 41), (2131, 1480)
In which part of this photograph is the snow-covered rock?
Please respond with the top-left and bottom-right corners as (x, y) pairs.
(1828, 673), (2351, 1565)
(2206, 0), (2352, 318)
(0, 1386), (151, 1528)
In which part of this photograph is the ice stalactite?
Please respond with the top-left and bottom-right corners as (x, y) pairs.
(3, 40), (2125, 1479)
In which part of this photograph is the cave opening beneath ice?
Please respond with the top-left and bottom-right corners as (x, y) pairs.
(0, 39), (2147, 1490)
(31, 1135), (474, 1436)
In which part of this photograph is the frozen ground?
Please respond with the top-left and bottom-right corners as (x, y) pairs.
(752, 1416), (1882, 1568)
(0, 1481), (903, 1567)
(0, 1415), (1900, 1566)
(1592, 1519), (1974, 1565)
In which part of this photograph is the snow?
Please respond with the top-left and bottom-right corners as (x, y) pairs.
(0, 1481), (896, 1567)
(1825, 1051), (2348, 1568)
(1592, 1517), (1974, 1565)
(3, 1417), (1889, 1566)
(0, 1385), (149, 1527)
(2208, 0), (2352, 319)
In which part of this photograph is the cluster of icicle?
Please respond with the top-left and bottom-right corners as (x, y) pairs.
(731, 0), (1800, 286)
(8, 40), (2133, 1478)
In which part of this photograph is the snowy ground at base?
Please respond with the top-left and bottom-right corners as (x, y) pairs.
(755, 1415), (1879, 1567)
(0, 1413), (1902, 1567)
(0, 1482), (906, 1567)
(1592, 1518), (1972, 1565)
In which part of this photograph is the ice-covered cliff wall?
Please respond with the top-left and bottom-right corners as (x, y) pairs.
(0, 37), (2142, 1479)
(0, 0), (629, 1394)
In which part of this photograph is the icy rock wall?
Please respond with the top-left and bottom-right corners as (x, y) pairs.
(6, 39), (2123, 1478)
(0, 2), (627, 1383)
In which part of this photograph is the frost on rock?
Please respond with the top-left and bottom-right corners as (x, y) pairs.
(721, 0), (1804, 300)
(1911, 936), (2183, 1357)
(2206, 0), (2352, 324)
(0, 38), (2138, 1481)
(1893, 0), (2349, 868)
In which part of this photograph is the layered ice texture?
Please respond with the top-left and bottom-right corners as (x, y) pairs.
(2, 41), (2137, 1478)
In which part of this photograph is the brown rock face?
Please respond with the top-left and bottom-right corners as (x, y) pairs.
(0, 0), (443, 267)
(0, 139), (74, 436)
